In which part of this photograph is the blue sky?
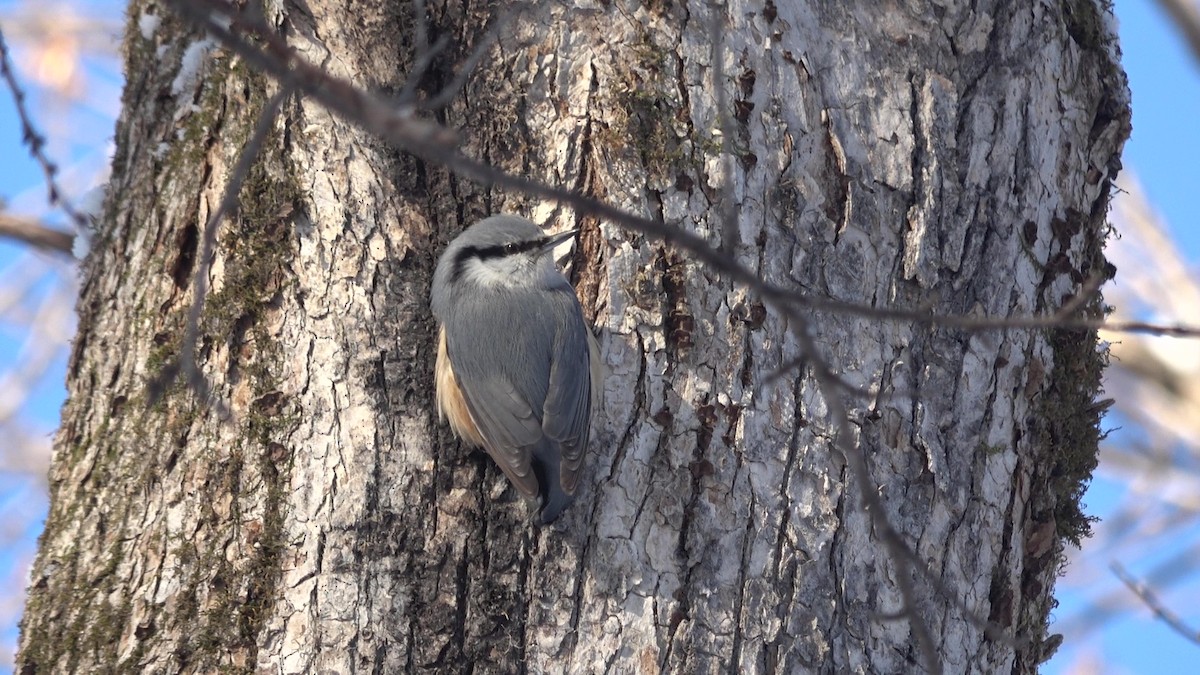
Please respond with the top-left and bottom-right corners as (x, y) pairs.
(1116, 2), (1200, 255)
(1, 0), (1198, 672)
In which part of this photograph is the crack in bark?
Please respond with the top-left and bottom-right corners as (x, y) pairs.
(607, 329), (647, 484)
(728, 490), (757, 670)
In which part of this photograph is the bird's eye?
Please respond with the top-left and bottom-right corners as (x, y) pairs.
(504, 243), (519, 254)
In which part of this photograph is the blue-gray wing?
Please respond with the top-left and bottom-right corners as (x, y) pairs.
(445, 286), (592, 503)
(541, 291), (594, 495)
(444, 294), (554, 500)
(454, 372), (544, 499)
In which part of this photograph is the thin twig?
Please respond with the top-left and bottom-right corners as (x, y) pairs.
(163, 0), (1200, 342)
(438, 134), (1200, 336)
(398, 0), (450, 103)
(797, 328), (941, 675)
(1052, 270), (1106, 320)
(1155, 0), (1200, 67)
(0, 27), (89, 229)
(420, 9), (513, 111)
(1112, 561), (1200, 645)
(147, 87), (291, 412)
(166, 0), (454, 155)
(0, 213), (74, 255)
(890, 525), (1028, 647)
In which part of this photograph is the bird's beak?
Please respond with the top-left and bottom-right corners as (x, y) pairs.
(540, 228), (580, 252)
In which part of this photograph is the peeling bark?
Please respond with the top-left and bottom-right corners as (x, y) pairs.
(18, 0), (1128, 673)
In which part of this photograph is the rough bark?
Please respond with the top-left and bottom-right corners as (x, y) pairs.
(18, 0), (1128, 673)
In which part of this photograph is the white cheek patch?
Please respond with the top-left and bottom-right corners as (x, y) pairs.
(462, 254), (563, 290)
(463, 259), (516, 288)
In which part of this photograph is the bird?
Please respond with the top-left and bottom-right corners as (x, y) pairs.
(430, 214), (601, 524)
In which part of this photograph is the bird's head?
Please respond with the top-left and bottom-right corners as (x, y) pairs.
(431, 215), (579, 316)
(442, 215), (576, 287)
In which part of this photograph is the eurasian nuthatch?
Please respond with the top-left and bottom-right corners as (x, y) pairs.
(431, 215), (601, 523)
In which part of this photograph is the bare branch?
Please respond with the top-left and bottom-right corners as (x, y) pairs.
(797, 328), (941, 674)
(0, 213), (74, 255)
(398, 0), (450, 103)
(0, 26), (89, 229)
(1155, 0), (1200, 67)
(419, 9), (513, 111)
(1111, 561), (1200, 645)
(165, 0), (454, 155)
(163, 0), (1199, 343)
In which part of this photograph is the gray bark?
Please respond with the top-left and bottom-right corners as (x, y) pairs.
(18, 0), (1128, 673)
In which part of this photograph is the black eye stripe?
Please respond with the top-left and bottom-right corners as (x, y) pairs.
(448, 237), (547, 283)
(465, 238), (544, 261)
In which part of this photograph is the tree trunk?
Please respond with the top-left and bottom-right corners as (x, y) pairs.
(18, 0), (1128, 673)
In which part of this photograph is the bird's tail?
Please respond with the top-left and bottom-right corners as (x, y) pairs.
(533, 439), (573, 525)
